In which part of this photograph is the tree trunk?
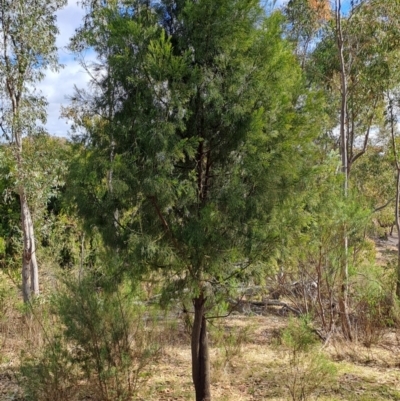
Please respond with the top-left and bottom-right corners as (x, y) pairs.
(191, 294), (211, 401)
(20, 188), (39, 302)
(389, 95), (400, 298)
(336, 0), (352, 341)
(338, 281), (352, 340)
(395, 169), (400, 298)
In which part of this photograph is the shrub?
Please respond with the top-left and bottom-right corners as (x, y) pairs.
(352, 266), (396, 347)
(20, 336), (78, 401)
(281, 317), (337, 401)
(211, 322), (252, 371)
(20, 277), (159, 401)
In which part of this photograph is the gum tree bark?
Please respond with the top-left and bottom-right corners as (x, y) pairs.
(19, 188), (39, 301)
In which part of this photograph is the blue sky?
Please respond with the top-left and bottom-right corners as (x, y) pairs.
(43, 0), (352, 138)
(38, 0), (90, 138)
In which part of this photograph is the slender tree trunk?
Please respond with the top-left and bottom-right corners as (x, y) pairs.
(388, 95), (400, 298)
(19, 188), (39, 302)
(336, 0), (352, 341)
(395, 170), (400, 298)
(191, 294), (211, 401)
(316, 247), (327, 331)
(79, 232), (85, 282)
(15, 135), (39, 302)
(105, 65), (119, 229)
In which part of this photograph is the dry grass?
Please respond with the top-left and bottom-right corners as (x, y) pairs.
(0, 271), (400, 400)
(135, 314), (400, 401)
(2, 304), (400, 400)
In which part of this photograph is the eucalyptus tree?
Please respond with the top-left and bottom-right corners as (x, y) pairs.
(309, 0), (400, 174)
(69, 1), (319, 399)
(331, 0), (400, 306)
(333, 0), (400, 339)
(0, 0), (66, 301)
(286, 0), (400, 339)
(364, 0), (400, 299)
(284, 0), (331, 68)
(366, 0), (400, 296)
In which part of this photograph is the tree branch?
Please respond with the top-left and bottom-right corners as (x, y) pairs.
(373, 196), (396, 213)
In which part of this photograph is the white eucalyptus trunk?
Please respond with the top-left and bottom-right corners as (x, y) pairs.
(19, 188), (39, 302)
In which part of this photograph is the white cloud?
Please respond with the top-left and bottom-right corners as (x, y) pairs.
(39, 0), (89, 138)
(56, 1), (85, 50)
(39, 61), (92, 137)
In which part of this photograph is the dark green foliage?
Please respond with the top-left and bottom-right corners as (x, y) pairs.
(67, 3), (324, 397)
(69, 0), (318, 298)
